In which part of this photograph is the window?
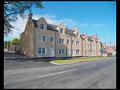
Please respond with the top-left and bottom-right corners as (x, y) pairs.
(40, 24), (44, 29)
(67, 40), (69, 44)
(38, 48), (45, 54)
(68, 49), (71, 55)
(76, 50), (80, 55)
(42, 48), (45, 54)
(76, 41), (80, 45)
(50, 36), (54, 42)
(77, 33), (79, 36)
(59, 39), (64, 44)
(59, 49), (64, 55)
(42, 36), (45, 42)
(60, 29), (63, 33)
(38, 48), (41, 54)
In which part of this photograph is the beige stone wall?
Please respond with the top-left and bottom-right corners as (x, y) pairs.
(34, 28), (56, 57)
(20, 17), (102, 58)
(20, 19), (35, 57)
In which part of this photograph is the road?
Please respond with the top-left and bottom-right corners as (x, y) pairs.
(4, 57), (116, 89)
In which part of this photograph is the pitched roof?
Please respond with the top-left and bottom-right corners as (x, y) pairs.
(32, 19), (58, 31)
(32, 19), (37, 27)
(66, 29), (74, 35)
(47, 23), (58, 31)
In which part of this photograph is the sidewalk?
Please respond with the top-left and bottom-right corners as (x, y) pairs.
(4, 51), (107, 61)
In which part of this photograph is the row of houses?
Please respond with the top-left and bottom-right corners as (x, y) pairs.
(19, 12), (116, 58)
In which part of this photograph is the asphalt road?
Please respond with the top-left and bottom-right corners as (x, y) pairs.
(4, 57), (116, 89)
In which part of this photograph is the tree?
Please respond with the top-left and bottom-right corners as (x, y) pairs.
(4, 1), (43, 35)
(4, 41), (10, 49)
(10, 38), (20, 53)
(10, 38), (20, 45)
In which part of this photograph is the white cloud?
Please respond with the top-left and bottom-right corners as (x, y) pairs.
(5, 14), (103, 41)
(92, 23), (104, 26)
(5, 14), (79, 41)
(79, 23), (89, 27)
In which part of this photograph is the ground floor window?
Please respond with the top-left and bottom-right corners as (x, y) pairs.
(38, 48), (45, 54)
(67, 49), (71, 55)
(59, 49), (64, 55)
(76, 50), (80, 55)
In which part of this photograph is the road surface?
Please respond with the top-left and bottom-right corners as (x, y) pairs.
(4, 57), (116, 89)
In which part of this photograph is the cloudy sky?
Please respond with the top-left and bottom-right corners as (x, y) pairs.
(4, 1), (116, 46)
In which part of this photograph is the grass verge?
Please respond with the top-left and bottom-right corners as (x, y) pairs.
(51, 57), (112, 65)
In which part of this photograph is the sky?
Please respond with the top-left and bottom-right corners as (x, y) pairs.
(4, 1), (116, 46)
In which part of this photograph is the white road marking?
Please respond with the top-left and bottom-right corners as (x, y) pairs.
(57, 76), (71, 81)
(37, 64), (96, 78)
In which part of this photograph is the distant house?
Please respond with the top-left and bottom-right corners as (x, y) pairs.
(8, 44), (20, 53)
(101, 44), (116, 56)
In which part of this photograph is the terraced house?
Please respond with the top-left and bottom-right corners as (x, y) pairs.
(20, 13), (101, 58)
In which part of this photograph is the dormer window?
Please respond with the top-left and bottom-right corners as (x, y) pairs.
(77, 33), (79, 36)
(40, 23), (44, 29)
(60, 28), (63, 33)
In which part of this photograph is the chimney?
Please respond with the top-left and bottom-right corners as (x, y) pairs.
(28, 9), (32, 20)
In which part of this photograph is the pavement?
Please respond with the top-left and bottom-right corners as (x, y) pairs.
(4, 57), (116, 89)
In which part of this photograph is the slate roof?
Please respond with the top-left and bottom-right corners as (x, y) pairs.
(47, 23), (58, 31)
(32, 19), (58, 32)
(32, 19), (37, 27)
(66, 29), (74, 35)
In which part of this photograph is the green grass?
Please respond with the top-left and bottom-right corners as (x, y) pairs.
(51, 57), (112, 65)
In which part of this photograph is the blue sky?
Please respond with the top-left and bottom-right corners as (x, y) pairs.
(4, 1), (116, 46)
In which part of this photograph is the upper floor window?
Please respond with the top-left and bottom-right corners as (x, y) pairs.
(76, 41), (80, 45)
(42, 36), (46, 42)
(50, 36), (54, 42)
(77, 33), (79, 37)
(40, 24), (44, 29)
(60, 29), (63, 33)
(59, 39), (64, 44)
(67, 40), (69, 44)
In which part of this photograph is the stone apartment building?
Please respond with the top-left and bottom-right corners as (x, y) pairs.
(20, 13), (101, 58)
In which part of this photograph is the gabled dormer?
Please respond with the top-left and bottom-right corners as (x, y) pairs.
(37, 17), (47, 30)
(57, 23), (66, 34)
(72, 28), (80, 37)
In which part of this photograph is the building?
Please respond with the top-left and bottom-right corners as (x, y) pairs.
(20, 13), (102, 58)
(7, 44), (20, 53)
(101, 43), (116, 56)
(80, 34), (101, 56)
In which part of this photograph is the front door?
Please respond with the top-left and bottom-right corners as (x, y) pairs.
(49, 48), (55, 57)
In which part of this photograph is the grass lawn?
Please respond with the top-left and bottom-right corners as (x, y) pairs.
(51, 57), (112, 65)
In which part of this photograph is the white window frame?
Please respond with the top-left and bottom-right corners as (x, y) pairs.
(40, 23), (45, 30)
(38, 48), (46, 55)
(60, 28), (63, 33)
(50, 36), (54, 42)
(76, 50), (80, 55)
(67, 49), (71, 55)
(67, 40), (69, 44)
(76, 41), (80, 45)
(59, 49), (64, 55)
(59, 39), (64, 44)
(41, 35), (46, 42)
